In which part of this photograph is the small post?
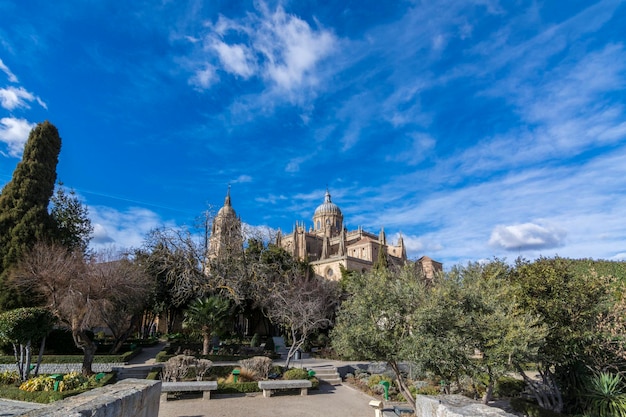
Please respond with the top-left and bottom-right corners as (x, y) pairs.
(369, 400), (384, 417)
(379, 381), (390, 400)
(232, 369), (240, 383)
(49, 374), (64, 391)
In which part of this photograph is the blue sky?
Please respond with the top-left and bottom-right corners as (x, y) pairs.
(1, 0), (625, 267)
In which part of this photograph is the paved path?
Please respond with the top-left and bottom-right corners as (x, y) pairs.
(158, 383), (379, 417)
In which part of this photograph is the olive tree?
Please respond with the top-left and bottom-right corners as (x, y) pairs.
(0, 307), (55, 380)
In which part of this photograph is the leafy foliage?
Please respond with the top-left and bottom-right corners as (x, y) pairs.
(183, 296), (231, 355)
(49, 184), (93, 254)
(583, 372), (626, 417)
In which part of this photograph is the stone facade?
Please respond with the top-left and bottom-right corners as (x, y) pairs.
(278, 190), (442, 280)
(207, 186), (243, 262)
(207, 188), (442, 280)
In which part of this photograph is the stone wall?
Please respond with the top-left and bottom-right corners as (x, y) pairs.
(416, 395), (516, 417)
(22, 379), (161, 417)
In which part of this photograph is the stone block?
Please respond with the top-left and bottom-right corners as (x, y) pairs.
(415, 395), (516, 417)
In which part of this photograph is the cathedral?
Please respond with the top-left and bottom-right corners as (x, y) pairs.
(208, 188), (442, 280)
(276, 190), (441, 280)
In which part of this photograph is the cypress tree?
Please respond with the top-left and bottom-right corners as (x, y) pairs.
(0, 121), (61, 310)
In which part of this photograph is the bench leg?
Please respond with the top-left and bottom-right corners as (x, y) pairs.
(263, 389), (272, 398)
(160, 392), (168, 402)
(203, 391), (211, 400)
(300, 388), (308, 396)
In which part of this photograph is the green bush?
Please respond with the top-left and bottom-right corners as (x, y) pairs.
(250, 333), (260, 348)
(494, 376), (526, 398)
(217, 381), (260, 393)
(367, 374), (393, 389)
(283, 368), (309, 380)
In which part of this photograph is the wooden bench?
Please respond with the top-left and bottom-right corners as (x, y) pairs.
(160, 381), (218, 401)
(258, 380), (312, 398)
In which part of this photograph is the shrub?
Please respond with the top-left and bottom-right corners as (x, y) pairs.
(195, 359), (213, 381)
(494, 376), (526, 398)
(250, 333), (260, 348)
(217, 381), (259, 394)
(162, 355), (196, 382)
(367, 374), (393, 389)
(0, 370), (19, 384)
(239, 356), (272, 380)
(283, 368), (310, 380)
(583, 372), (626, 417)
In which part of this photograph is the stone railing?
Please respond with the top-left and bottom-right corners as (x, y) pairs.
(416, 394), (516, 417)
(22, 379), (161, 417)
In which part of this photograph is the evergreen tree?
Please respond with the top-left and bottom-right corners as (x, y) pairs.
(0, 121), (61, 310)
(50, 183), (93, 254)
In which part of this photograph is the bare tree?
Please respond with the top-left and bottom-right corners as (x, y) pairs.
(259, 272), (339, 368)
(12, 243), (151, 375)
(91, 254), (152, 353)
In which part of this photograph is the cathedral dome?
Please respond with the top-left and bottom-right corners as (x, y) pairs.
(314, 190), (342, 216)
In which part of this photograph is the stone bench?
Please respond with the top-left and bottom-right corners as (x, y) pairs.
(160, 381), (218, 401)
(258, 380), (312, 398)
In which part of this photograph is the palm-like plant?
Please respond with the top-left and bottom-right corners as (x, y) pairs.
(584, 372), (626, 417)
(183, 296), (231, 355)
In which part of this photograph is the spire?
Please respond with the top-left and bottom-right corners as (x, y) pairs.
(398, 232), (406, 259)
(379, 227), (386, 246)
(339, 227), (346, 256)
(324, 188), (331, 203)
(224, 184), (232, 207)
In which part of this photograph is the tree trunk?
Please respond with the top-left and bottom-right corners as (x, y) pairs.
(24, 340), (32, 380)
(73, 329), (97, 376)
(482, 366), (494, 404)
(389, 360), (415, 410)
(203, 330), (211, 356)
(33, 336), (46, 376)
(516, 363), (563, 413)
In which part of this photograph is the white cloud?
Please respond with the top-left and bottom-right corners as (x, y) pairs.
(190, 64), (218, 89)
(89, 206), (170, 251)
(232, 174), (252, 183)
(192, 2), (337, 98)
(255, 7), (336, 91)
(212, 41), (256, 78)
(489, 223), (567, 251)
(0, 59), (18, 83)
(0, 117), (35, 157)
(0, 86), (35, 110)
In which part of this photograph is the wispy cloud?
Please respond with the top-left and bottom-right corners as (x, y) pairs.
(186, 2), (337, 102)
(0, 58), (18, 82)
(0, 117), (35, 157)
(0, 86), (46, 110)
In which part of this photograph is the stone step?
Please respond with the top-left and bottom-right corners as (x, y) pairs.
(310, 366), (342, 385)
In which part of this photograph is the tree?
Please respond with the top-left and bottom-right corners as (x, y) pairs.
(0, 121), (61, 310)
(509, 257), (623, 413)
(440, 260), (547, 403)
(0, 307), (55, 380)
(183, 296), (231, 355)
(262, 274), (338, 368)
(12, 243), (150, 375)
(91, 254), (152, 353)
(50, 183), (93, 254)
(332, 264), (428, 406)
